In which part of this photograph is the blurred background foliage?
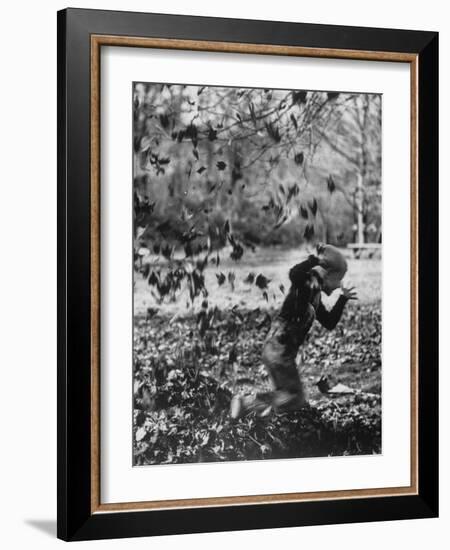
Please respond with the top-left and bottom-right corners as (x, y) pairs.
(133, 83), (381, 254)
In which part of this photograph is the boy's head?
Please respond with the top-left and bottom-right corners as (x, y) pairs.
(312, 243), (347, 295)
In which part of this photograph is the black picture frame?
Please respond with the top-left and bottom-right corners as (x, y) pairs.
(57, 7), (438, 541)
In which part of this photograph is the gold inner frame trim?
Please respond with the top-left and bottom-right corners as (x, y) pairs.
(90, 34), (419, 514)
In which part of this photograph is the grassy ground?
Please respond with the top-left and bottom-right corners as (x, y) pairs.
(133, 248), (381, 465)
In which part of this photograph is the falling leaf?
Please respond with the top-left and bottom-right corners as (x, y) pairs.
(290, 114), (298, 130)
(327, 91), (340, 101)
(230, 242), (244, 261)
(292, 90), (308, 105)
(161, 244), (173, 260)
(255, 274), (270, 289)
(304, 224), (315, 241)
(228, 271), (236, 291)
(274, 213), (288, 229)
(265, 122), (281, 143)
(327, 175), (336, 193)
(294, 152), (304, 165)
(244, 272), (255, 284)
(208, 126), (218, 141)
(146, 306), (159, 319)
(216, 272), (226, 286)
(216, 161), (227, 171)
(197, 166), (206, 174)
(148, 271), (159, 286)
(287, 184), (299, 202)
(309, 198), (318, 216)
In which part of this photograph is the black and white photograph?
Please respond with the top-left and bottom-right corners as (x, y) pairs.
(132, 82), (382, 466)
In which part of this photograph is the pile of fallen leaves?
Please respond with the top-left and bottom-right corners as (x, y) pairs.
(133, 302), (381, 465)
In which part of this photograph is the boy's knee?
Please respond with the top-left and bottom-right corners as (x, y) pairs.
(262, 339), (282, 367)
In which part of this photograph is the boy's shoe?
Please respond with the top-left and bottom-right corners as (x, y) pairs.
(230, 394), (273, 419)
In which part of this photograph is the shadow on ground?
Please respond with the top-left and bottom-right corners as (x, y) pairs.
(25, 519), (56, 538)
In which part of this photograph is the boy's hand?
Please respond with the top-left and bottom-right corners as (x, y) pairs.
(341, 284), (357, 300)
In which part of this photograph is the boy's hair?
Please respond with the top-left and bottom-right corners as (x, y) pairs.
(313, 244), (347, 283)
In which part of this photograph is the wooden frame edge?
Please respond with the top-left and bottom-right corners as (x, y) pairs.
(91, 34), (417, 62)
(410, 55), (419, 497)
(91, 34), (101, 513)
(89, 34), (419, 515)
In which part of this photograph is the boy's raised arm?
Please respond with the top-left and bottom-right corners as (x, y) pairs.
(316, 294), (348, 330)
(316, 285), (357, 330)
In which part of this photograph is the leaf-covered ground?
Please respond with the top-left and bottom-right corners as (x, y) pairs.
(133, 299), (381, 465)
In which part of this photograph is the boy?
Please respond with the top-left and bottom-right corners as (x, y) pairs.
(231, 244), (357, 418)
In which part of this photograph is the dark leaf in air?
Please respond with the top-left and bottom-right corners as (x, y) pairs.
(287, 183), (299, 202)
(208, 126), (217, 141)
(216, 272), (226, 286)
(249, 102), (257, 123)
(274, 213), (288, 229)
(265, 122), (281, 143)
(148, 271), (159, 286)
(255, 274), (270, 289)
(159, 114), (170, 129)
(146, 307), (159, 319)
(300, 205), (309, 219)
(185, 123), (198, 147)
(161, 244), (173, 260)
(290, 114), (298, 130)
(327, 175), (336, 193)
(244, 272), (255, 284)
(292, 90), (308, 105)
(327, 92), (340, 101)
(294, 152), (304, 165)
(309, 198), (318, 216)
(197, 166), (206, 174)
(304, 224), (315, 241)
(230, 242), (244, 261)
(216, 161), (227, 171)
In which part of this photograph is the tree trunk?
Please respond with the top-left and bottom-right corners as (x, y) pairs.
(356, 172), (365, 244)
